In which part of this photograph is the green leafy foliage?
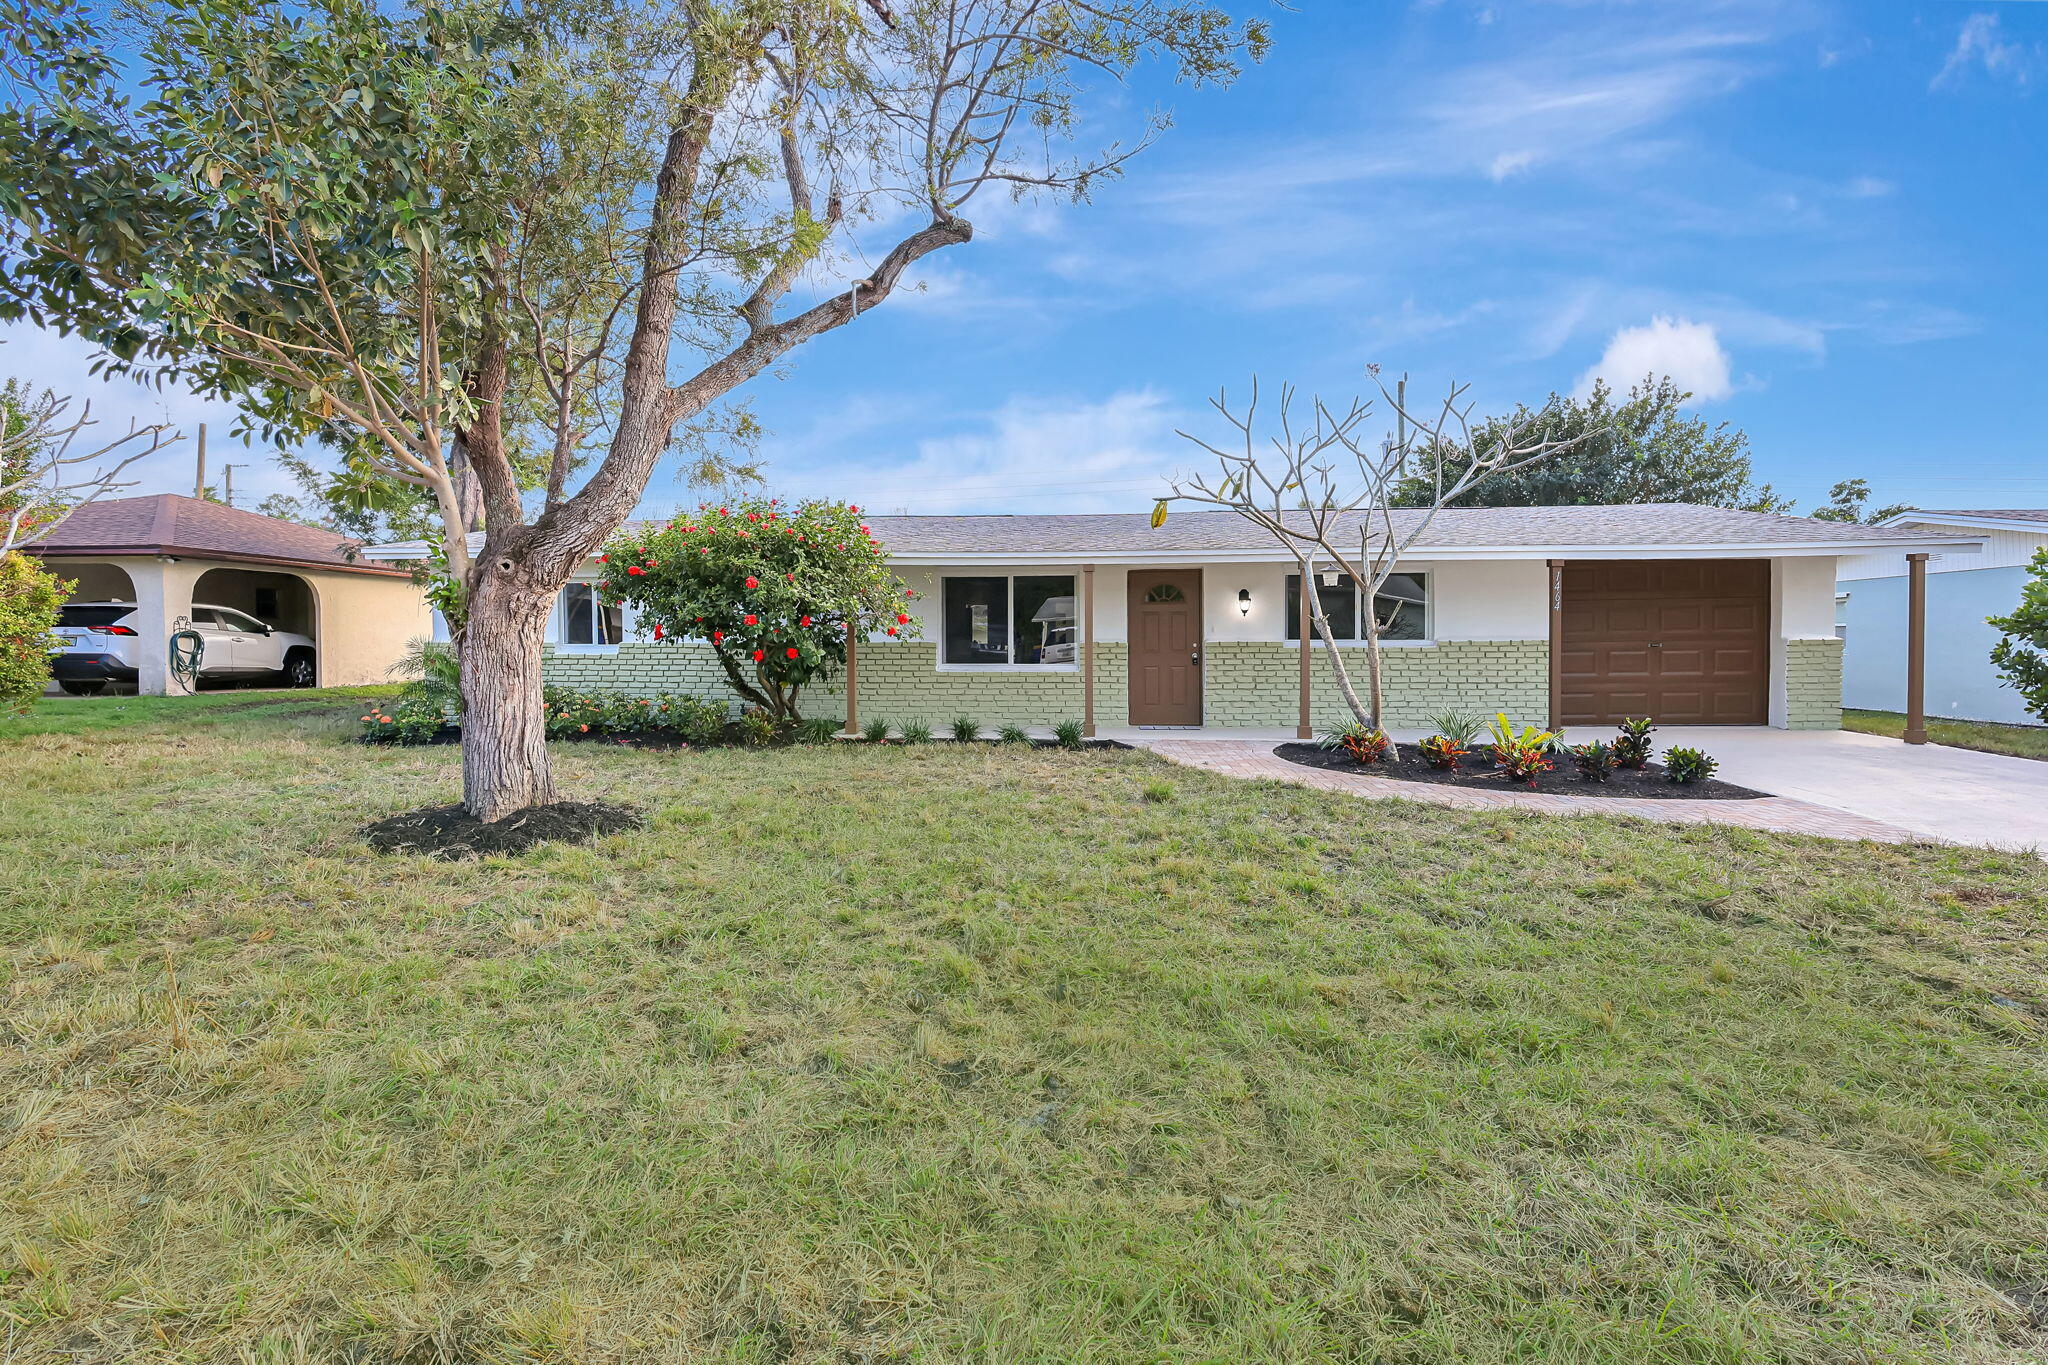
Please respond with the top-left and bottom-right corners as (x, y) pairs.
(1664, 747), (1719, 784)
(1320, 720), (1391, 764)
(861, 717), (891, 744)
(597, 496), (915, 722)
(794, 716), (840, 745)
(1425, 708), (1485, 749)
(1391, 377), (1789, 512)
(1810, 478), (1911, 525)
(0, 550), (66, 713)
(1052, 720), (1085, 750)
(1989, 549), (2048, 725)
(1613, 717), (1657, 770)
(900, 719), (933, 745)
(1570, 740), (1616, 782)
(949, 716), (981, 743)
(997, 723), (1030, 745)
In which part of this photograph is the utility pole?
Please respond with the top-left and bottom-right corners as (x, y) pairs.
(222, 462), (247, 508)
(193, 422), (207, 498)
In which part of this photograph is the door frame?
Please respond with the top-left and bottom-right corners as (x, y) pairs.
(1125, 567), (1204, 726)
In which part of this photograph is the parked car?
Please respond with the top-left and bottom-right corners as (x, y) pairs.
(49, 602), (317, 695)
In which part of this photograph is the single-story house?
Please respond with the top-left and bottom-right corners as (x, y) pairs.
(1837, 509), (2048, 726)
(29, 493), (433, 694)
(373, 503), (1981, 736)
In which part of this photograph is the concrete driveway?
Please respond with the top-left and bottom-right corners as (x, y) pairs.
(1560, 725), (2048, 852)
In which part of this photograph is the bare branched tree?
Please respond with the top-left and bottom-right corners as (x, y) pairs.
(1, 390), (171, 555)
(1164, 369), (1596, 730)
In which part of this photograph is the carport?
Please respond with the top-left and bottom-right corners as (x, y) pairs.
(28, 494), (430, 694)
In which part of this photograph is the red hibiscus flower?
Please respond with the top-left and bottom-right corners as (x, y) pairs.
(627, 566), (646, 576)
(886, 626), (898, 636)
(597, 553), (608, 562)
(744, 576), (759, 589)
(652, 623), (665, 640)
(895, 612), (910, 624)
(800, 615), (812, 627)
(751, 649), (765, 661)
(743, 614), (757, 625)
(785, 647), (798, 659)
(713, 629), (724, 643)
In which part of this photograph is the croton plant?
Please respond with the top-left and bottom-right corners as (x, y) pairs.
(595, 496), (918, 721)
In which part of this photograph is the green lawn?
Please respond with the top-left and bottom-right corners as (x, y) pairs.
(1844, 707), (2048, 762)
(5, 693), (2048, 1362)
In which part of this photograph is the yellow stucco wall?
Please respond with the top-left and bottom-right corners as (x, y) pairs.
(298, 568), (433, 686)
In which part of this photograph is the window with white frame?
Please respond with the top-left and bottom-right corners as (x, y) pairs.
(1284, 571), (1429, 641)
(559, 582), (623, 646)
(941, 575), (1077, 665)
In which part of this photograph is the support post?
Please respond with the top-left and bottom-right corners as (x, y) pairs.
(841, 631), (859, 738)
(1547, 559), (1564, 731)
(1296, 565), (1313, 740)
(1081, 563), (1096, 738)
(1905, 552), (1928, 745)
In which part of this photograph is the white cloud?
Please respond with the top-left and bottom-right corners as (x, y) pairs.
(1933, 13), (2039, 90)
(1575, 316), (1733, 401)
(1843, 174), (1896, 199)
(775, 390), (1183, 515)
(1487, 150), (1536, 181)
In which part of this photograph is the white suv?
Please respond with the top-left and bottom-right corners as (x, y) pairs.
(50, 602), (317, 695)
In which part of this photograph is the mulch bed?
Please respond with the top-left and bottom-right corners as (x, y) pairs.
(360, 801), (644, 859)
(1272, 742), (1768, 800)
(362, 724), (1131, 752)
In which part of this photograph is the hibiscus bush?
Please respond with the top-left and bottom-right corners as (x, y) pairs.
(596, 496), (917, 720)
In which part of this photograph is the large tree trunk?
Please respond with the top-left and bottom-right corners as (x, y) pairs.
(460, 572), (558, 822)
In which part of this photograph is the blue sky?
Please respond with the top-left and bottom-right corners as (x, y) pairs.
(6, 0), (2044, 518)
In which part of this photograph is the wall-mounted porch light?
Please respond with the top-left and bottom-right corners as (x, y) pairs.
(1320, 569), (1341, 587)
(1237, 588), (1252, 617)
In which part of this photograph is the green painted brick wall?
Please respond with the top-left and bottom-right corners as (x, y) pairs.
(1201, 640), (1550, 729)
(541, 641), (1127, 730)
(1784, 636), (1843, 730)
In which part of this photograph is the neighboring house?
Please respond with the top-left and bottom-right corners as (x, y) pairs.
(369, 504), (1979, 732)
(1837, 509), (2048, 726)
(28, 494), (433, 694)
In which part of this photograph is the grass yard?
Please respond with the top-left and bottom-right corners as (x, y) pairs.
(6, 692), (2048, 1363)
(1844, 708), (2048, 763)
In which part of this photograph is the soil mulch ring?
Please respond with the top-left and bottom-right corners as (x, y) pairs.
(1273, 742), (1768, 800)
(361, 801), (644, 859)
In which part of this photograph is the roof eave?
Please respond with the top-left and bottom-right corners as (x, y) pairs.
(1875, 511), (2048, 535)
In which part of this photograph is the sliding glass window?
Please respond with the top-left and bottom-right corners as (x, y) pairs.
(942, 575), (1078, 665)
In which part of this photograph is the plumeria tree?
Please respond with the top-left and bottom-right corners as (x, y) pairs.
(597, 496), (914, 721)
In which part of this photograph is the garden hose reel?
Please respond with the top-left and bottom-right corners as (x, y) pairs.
(168, 618), (204, 694)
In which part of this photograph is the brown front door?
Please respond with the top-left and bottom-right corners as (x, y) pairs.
(1558, 559), (1769, 725)
(1127, 569), (1203, 725)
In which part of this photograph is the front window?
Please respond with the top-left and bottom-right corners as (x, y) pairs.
(942, 574), (1078, 665)
(1285, 572), (1428, 641)
(561, 583), (622, 646)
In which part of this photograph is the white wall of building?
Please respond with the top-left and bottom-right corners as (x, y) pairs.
(1838, 522), (2044, 580)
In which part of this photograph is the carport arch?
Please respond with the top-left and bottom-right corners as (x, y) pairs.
(190, 565), (323, 684)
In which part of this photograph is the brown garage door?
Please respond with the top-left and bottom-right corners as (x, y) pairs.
(1558, 560), (1769, 726)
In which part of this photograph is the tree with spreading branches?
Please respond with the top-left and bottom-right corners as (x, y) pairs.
(0, 0), (1264, 820)
(1161, 370), (1595, 730)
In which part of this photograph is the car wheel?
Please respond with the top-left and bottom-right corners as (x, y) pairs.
(284, 653), (317, 688)
(59, 680), (106, 696)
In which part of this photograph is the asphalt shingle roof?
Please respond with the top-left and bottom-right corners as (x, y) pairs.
(30, 494), (406, 575)
(853, 503), (1980, 556)
(1900, 509), (2048, 526)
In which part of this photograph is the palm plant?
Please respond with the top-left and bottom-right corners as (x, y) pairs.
(390, 637), (460, 714)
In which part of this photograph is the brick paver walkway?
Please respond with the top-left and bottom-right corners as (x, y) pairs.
(1141, 740), (1926, 844)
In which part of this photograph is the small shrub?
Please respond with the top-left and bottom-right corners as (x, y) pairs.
(901, 719), (933, 744)
(1570, 740), (1615, 782)
(738, 707), (778, 747)
(1425, 708), (1485, 749)
(1318, 720), (1389, 764)
(1141, 778), (1175, 803)
(360, 693), (447, 744)
(949, 715), (981, 743)
(674, 698), (728, 744)
(1488, 713), (1558, 787)
(1052, 720), (1084, 749)
(1614, 716), (1656, 769)
(862, 717), (891, 744)
(996, 723), (1030, 745)
(795, 716), (840, 745)
(1664, 746), (1718, 784)
(1418, 734), (1466, 770)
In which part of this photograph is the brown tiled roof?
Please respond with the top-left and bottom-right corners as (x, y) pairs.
(29, 494), (408, 576)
